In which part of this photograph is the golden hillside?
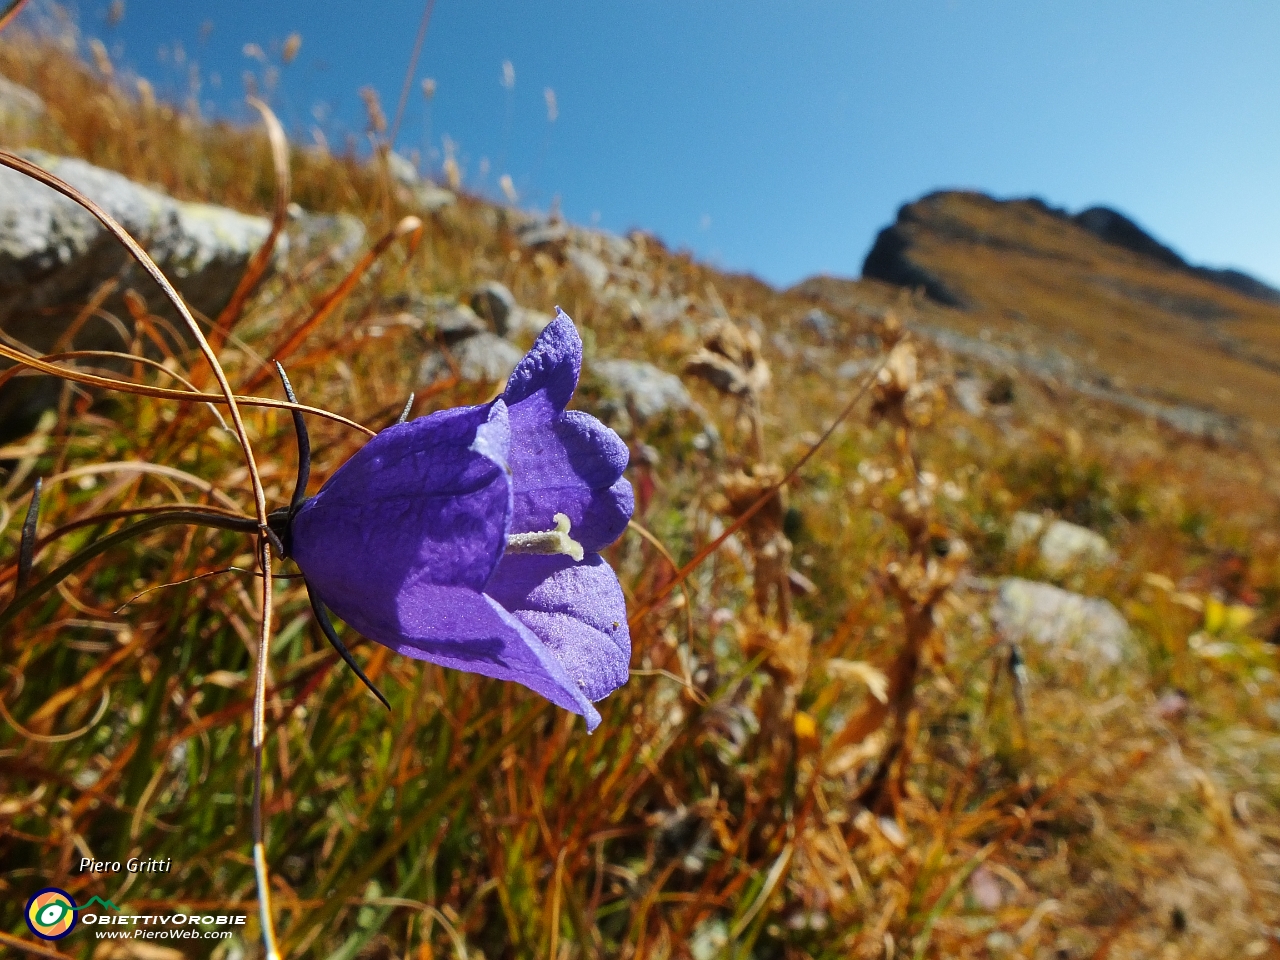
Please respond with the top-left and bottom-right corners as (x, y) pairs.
(836, 190), (1280, 437)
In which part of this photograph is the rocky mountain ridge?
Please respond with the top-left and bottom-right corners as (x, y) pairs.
(819, 189), (1280, 439)
(864, 190), (1280, 308)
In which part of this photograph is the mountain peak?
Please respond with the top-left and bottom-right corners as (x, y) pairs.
(864, 191), (1280, 307)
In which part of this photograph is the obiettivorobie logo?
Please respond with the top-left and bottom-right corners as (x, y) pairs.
(24, 888), (119, 940)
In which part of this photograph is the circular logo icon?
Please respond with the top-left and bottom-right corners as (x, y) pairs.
(25, 888), (77, 940)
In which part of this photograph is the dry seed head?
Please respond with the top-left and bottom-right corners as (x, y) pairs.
(684, 318), (771, 398)
(544, 87), (557, 123)
(719, 465), (786, 533)
(282, 33), (302, 65)
(444, 158), (461, 191)
(501, 60), (516, 91)
(422, 77), (437, 99)
(704, 317), (760, 368)
(824, 730), (886, 778)
(499, 174), (518, 205)
(886, 536), (967, 605)
(825, 659), (889, 703)
(135, 77), (156, 112)
(243, 42), (267, 63)
(893, 487), (931, 542)
(878, 309), (905, 346)
(88, 38), (113, 78)
(880, 341), (918, 394)
(904, 380), (944, 428)
(736, 608), (812, 687)
(684, 349), (754, 398)
(360, 86), (387, 135)
(870, 341), (920, 426)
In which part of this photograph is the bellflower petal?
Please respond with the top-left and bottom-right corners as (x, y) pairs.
(486, 553), (631, 702)
(290, 309), (634, 731)
(502, 307), (581, 418)
(509, 410), (633, 552)
(503, 310), (635, 551)
(389, 582), (601, 728)
(292, 401), (512, 641)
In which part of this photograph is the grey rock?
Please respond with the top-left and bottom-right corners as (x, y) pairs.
(802, 308), (836, 341)
(913, 320), (1235, 441)
(373, 293), (493, 340)
(430, 303), (488, 345)
(0, 151), (270, 290)
(769, 331), (796, 359)
(506, 307), (553, 338)
(418, 331), (524, 385)
(410, 182), (456, 212)
(378, 151), (454, 211)
(991, 577), (1131, 664)
(517, 219), (569, 248)
(1009, 512), (1113, 573)
(836, 358), (875, 380)
(595, 231), (635, 265)
(0, 75), (46, 126)
(595, 358), (696, 420)
(0, 150), (272, 439)
(286, 206), (366, 264)
(566, 247), (609, 291)
(470, 281), (517, 335)
(951, 374), (987, 415)
(385, 151), (419, 188)
(799, 345), (830, 373)
(638, 294), (691, 329)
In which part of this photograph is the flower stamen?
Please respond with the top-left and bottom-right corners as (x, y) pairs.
(505, 512), (585, 562)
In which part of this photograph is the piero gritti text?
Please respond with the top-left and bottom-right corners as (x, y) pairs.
(79, 857), (173, 874)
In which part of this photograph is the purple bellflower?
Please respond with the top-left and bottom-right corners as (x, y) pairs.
(288, 310), (634, 730)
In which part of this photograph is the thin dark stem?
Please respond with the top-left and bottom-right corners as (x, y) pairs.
(114, 567), (303, 614)
(0, 511), (259, 631)
(264, 527), (287, 559)
(15, 478), (41, 594)
(274, 362), (311, 515)
(31, 503), (250, 553)
(396, 392), (415, 425)
(304, 578), (390, 710)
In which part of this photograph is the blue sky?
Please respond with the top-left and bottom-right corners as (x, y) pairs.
(34, 1), (1280, 290)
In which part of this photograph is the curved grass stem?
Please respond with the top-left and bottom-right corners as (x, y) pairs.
(0, 509), (257, 631)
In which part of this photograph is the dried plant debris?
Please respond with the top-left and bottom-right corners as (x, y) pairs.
(0, 30), (1277, 960)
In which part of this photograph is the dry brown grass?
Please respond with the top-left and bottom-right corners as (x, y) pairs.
(0, 24), (1278, 960)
